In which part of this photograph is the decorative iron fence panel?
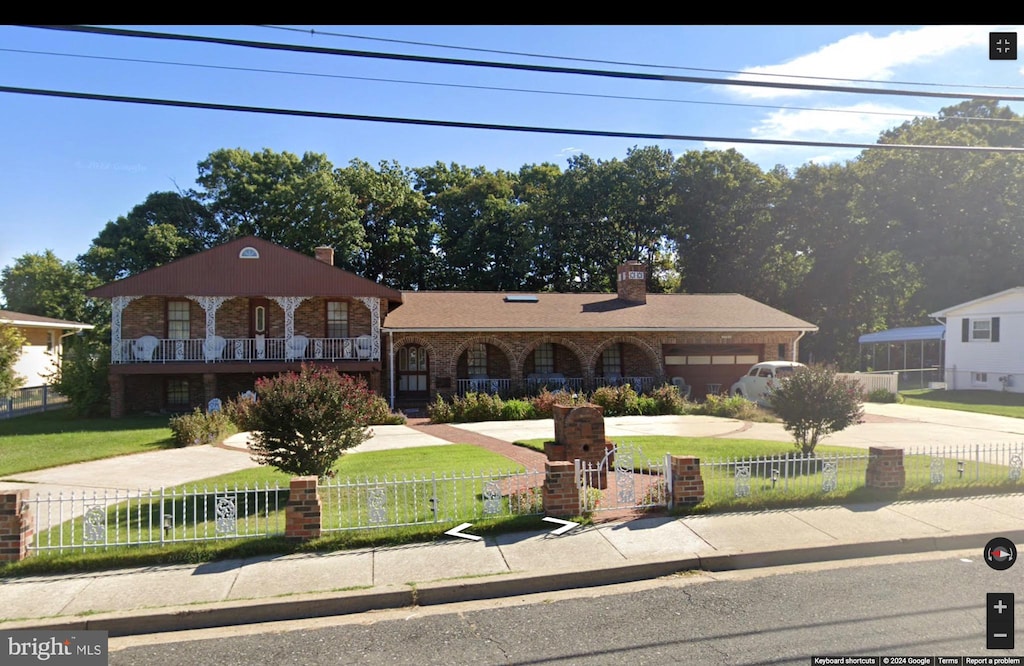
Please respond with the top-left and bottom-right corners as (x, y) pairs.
(318, 469), (544, 532)
(0, 385), (68, 420)
(28, 484), (285, 555)
(903, 442), (1024, 487)
(700, 452), (875, 501)
(576, 441), (668, 513)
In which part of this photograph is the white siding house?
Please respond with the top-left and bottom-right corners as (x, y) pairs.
(0, 311), (94, 388)
(930, 287), (1024, 392)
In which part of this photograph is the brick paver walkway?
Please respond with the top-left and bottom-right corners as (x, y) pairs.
(405, 418), (547, 470)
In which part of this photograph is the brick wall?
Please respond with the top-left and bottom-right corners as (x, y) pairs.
(285, 476), (322, 540)
(0, 490), (32, 562)
(866, 446), (906, 490)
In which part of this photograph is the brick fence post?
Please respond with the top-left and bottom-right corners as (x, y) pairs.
(285, 476), (322, 540)
(669, 456), (704, 509)
(0, 490), (33, 562)
(865, 446), (905, 490)
(543, 461), (580, 518)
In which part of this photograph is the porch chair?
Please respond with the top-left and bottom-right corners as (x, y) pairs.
(203, 335), (226, 361)
(285, 335), (309, 360)
(356, 335), (373, 359)
(671, 376), (692, 400)
(131, 335), (159, 361)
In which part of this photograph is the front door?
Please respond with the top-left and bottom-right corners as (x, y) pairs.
(250, 298), (270, 359)
(397, 345), (429, 399)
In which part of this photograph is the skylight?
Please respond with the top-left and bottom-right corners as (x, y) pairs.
(504, 295), (539, 303)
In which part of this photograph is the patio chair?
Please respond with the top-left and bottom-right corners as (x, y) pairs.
(671, 376), (692, 399)
(131, 335), (159, 361)
(203, 335), (226, 361)
(356, 335), (373, 359)
(285, 334), (309, 360)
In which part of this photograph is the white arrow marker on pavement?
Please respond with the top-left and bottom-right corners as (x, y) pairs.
(542, 517), (580, 536)
(444, 522), (482, 541)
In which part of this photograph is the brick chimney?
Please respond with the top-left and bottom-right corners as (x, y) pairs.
(616, 261), (647, 304)
(314, 246), (334, 266)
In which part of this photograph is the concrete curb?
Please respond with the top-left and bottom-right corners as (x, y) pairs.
(3, 531), (1005, 637)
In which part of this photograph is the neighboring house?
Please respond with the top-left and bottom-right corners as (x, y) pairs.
(384, 262), (818, 407)
(0, 310), (94, 388)
(86, 236), (403, 418)
(930, 287), (1024, 392)
(87, 238), (818, 416)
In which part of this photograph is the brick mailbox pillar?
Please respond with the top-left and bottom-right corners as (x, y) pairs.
(285, 476), (322, 540)
(543, 460), (580, 518)
(550, 404), (611, 489)
(865, 446), (906, 490)
(669, 456), (705, 508)
(0, 490), (33, 562)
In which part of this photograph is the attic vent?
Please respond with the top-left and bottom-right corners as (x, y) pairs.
(239, 247), (260, 259)
(504, 295), (538, 303)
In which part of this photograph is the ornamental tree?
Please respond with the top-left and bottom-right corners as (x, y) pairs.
(766, 364), (864, 455)
(248, 364), (375, 478)
(0, 324), (25, 398)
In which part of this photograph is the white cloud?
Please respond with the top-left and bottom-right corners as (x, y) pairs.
(751, 103), (926, 140)
(731, 26), (992, 99)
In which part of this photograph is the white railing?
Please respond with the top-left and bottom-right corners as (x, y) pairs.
(116, 336), (377, 363)
(700, 452), (875, 500)
(28, 484), (286, 555)
(456, 378), (514, 395)
(838, 372), (898, 395)
(904, 442), (1024, 486)
(594, 376), (657, 393)
(319, 469), (544, 531)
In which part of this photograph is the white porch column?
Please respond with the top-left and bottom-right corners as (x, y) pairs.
(187, 296), (229, 342)
(356, 297), (381, 361)
(270, 297), (308, 356)
(110, 295), (140, 363)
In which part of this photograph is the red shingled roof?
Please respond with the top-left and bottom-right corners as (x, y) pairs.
(384, 292), (816, 331)
(86, 236), (403, 306)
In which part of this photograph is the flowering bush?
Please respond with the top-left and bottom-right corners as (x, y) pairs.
(767, 364), (864, 455)
(247, 365), (376, 477)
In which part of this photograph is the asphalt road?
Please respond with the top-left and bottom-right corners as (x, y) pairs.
(109, 551), (1024, 665)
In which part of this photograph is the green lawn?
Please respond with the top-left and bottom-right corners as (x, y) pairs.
(515, 436), (864, 460)
(0, 410), (175, 477)
(901, 389), (1024, 419)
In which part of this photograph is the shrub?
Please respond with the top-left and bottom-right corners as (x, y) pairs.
(591, 384), (641, 416)
(367, 395), (407, 425)
(222, 394), (257, 432)
(501, 399), (538, 420)
(635, 395), (659, 416)
(648, 384), (691, 415)
(247, 364), (376, 478)
(530, 388), (585, 418)
(767, 364), (864, 455)
(427, 394), (454, 423)
(695, 394), (764, 421)
(45, 335), (109, 417)
(866, 388), (902, 403)
(0, 324), (25, 399)
(457, 391), (505, 422)
(169, 408), (231, 447)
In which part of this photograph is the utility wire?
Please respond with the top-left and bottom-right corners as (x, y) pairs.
(25, 25), (1024, 103)
(4, 84), (1024, 153)
(8, 46), (1000, 124)
(258, 24), (1024, 93)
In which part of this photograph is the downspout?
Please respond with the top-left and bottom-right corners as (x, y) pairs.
(792, 330), (807, 362)
(388, 330), (395, 411)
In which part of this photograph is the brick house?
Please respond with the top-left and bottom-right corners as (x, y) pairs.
(86, 236), (402, 417)
(384, 261), (818, 407)
(88, 239), (817, 416)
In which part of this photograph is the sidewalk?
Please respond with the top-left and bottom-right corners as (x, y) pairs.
(3, 493), (1023, 636)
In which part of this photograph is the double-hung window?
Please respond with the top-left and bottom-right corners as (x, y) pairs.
(963, 317), (1000, 342)
(534, 343), (554, 374)
(327, 301), (349, 338)
(468, 343), (488, 376)
(168, 301), (190, 339)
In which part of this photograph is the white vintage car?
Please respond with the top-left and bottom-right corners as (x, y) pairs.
(729, 361), (806, 405)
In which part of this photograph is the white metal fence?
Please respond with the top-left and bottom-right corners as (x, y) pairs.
(903, 442), (1024, 486)
(318, 469), (545, 532)
(576, 441), (668, 513)
(0, 385), (68, 420)
(700, 452), (875, 501)
(28, 484), (286, 555)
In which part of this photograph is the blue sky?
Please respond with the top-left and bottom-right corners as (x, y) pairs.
(1, 24), (1022, 278)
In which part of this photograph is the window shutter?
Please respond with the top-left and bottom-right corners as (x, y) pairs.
(962, 318), (970, 342)
(992, 317), (1000, 342)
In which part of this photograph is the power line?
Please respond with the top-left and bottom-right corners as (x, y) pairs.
(9, 46), (997, 125)
(25, 25), (1024, 103)
(4, 84), (1024, 153)
(258, 24), (1024, 94)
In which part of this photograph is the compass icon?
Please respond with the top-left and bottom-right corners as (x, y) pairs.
(985, 537), (1017, 571)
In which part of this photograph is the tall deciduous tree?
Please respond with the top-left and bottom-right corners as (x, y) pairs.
(0, 324), (26, 398)
(1, 251), (105, 327)
(196, 148), (363, 260)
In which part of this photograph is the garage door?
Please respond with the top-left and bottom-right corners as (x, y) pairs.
(663, 344), (763, 399)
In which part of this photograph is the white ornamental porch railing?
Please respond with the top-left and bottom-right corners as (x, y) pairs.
(116, 336), (378, 363)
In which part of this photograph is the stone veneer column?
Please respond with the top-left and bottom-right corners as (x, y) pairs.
(285, 476), (322, 540)
(0, 490), (33, 562)
(542, 461), (579, 518)
(865, 446), (906, 490)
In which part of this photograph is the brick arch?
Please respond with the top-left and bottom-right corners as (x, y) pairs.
(588, 335), (663, 375)
(391, 335), (438, 363)
(516, 336), (588, 375)
(449, 336), (519, 379)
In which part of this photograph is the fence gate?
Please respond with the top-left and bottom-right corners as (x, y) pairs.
(575, 441), (668, 513)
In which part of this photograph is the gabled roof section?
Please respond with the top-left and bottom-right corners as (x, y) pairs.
(929, 287), (1024, 318)
(0, 310), (94, 330)
(384, 292), (817, 332)
(86, 236), (403, 306)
